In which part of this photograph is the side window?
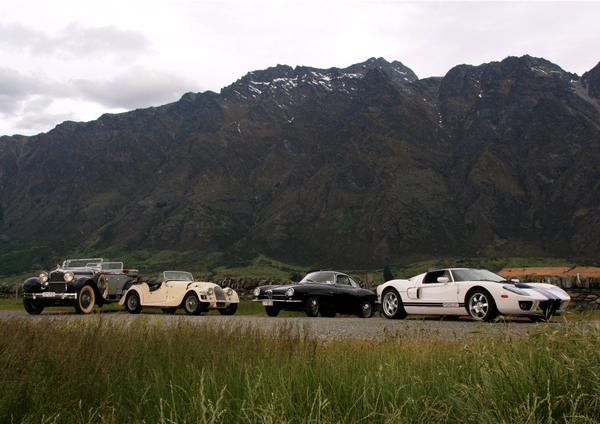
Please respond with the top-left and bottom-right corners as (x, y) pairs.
(423, 270), (451, 284)
(336, 275), (351, 285)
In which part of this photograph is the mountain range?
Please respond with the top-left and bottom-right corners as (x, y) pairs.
(1, 55), (600, 273)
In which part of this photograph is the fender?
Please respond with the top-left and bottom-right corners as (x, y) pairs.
(121, 278), (137, 292)
(23, 277), (42, 293)
(72, 277), (106, 305)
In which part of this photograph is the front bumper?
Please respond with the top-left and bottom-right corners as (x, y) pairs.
(253, 297), (302, 304)
(24, 292), (77, 300)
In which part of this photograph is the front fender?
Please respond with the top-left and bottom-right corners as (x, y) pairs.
(73, 277), (106, 305)
(23, 277), (42, 293)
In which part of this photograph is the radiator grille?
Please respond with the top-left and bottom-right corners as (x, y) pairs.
(214, 286), (226, 302)
(48, 282), (67, 293)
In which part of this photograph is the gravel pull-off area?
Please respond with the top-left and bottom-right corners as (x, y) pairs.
(1, 310), (598, 341)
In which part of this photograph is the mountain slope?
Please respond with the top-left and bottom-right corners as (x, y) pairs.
(1, 55), (600, 272)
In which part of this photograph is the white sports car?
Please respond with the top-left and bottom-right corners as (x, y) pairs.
(120, 271), (239, 315)
(376, 268), (570, 322)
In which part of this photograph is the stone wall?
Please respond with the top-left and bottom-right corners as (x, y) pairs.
(566, 289), (600, 310)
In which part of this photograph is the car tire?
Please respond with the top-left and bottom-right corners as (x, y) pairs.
(183, 292), (202, 316)
(23, 298), (44, 315)
(125, 291), (142, 314)
(265, 305), (280, 317)
(466, 289), (498, 322)
(381, 288), (407, 319)
(75, 285), (96, 314)
(320, 308), (336, 318)
(96, 274), (109, 301)
(161, 307), (177, 315)
(357, 300), (374, 318)
(304, 296), (320, 317)
(218, 303), (238, 316)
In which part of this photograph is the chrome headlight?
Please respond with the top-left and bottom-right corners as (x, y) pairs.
(253, 287), (261, 297)
(226, 288), (233, 296)
(39, 272), (48, 283)
(503, 285), (529, 296)
(64, 272), (74, 283)
(207, 287), (214, 296)
(286, 288), (295, 297)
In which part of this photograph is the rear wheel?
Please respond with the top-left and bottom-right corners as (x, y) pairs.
(466, 289), (498, 322)
(381, 289), (407, 319)
(304, 297), (320, 317)
(23, 298), (44, 315)
(357, 300), (374, 318)
(218, 303), (238, 316)
(183, 292), (201, 316)
(265, 305), (280, 317)
(125, 292), (142, 314)
(75, 285), (96, 314)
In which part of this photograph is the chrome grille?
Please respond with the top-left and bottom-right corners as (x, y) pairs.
(49, 271), (65, 282)
(48, 282), (67, 293)
(214, 286), (226, 302)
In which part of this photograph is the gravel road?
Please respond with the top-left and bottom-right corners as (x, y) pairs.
(2, 310), (598, 341)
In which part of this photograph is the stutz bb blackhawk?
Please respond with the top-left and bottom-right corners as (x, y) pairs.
(23, 258), (138, 314)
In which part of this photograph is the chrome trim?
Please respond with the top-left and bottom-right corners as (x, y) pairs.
(24, 293), (77, 300)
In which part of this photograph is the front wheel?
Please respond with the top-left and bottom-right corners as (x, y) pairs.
(381, 289), (407, 319)
(218, 303), (238, 316)
(23, 298), (44, 315)
(304, 297), (320, 317)
(75, 285), (96, 314)
(265, 305), (280, 317)
(466, 289), (498, 322)
(357, 300), (374, 318)
(125, 292), (142, 314)
(183, 292), (202, 316)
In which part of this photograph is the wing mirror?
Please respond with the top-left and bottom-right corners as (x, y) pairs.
(437, 277), (450, 284)
(511, 278), (520, 283)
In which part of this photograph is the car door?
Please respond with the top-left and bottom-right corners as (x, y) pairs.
(144, 279), (169, 305)
(334, 274), (358, 314)
(416, 270), (459, 311)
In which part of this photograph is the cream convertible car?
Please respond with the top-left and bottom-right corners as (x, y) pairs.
(377, 268), (570, 322)
(120, 271), (239, 315)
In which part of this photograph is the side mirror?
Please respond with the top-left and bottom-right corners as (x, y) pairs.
(437, 277), (450, 284)
(511, 278), (520, 283)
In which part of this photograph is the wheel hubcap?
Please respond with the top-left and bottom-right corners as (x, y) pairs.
(310, 299), (318, 313)
(81, 292), (91, 308)
(383, 292), (398, 316)
(469, 293), (489, 319)
(127, 296), (138, 309)
(186, 296), (197, 311)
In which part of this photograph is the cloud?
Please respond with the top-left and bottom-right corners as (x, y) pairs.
(0, 22), (151, 59)
(15, 96), (75, 131)
(0, 67), (45, 114)
(72, 67), (201, 109)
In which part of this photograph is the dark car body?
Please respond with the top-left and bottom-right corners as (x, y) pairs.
(253, 271), (377, 317)
(23, 258), (138, 314)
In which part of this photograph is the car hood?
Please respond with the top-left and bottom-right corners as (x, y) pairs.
(513, 282), (570, 300)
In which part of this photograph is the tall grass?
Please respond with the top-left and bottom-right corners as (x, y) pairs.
(1, 318), (599, 423)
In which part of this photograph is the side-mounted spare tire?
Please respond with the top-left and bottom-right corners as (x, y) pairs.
(75, 285), (96, 314)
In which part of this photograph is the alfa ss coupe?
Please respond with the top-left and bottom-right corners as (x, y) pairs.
(253, 270), (377, 318)
(377, 268), (571, 322)
(23, 258), (138, 314)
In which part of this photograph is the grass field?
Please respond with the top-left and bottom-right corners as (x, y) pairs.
(0, 318), (599, 423)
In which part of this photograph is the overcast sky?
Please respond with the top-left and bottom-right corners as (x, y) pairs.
(1, 0), (599, 136)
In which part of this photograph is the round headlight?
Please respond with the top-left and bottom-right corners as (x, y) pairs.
(253, 287), (261, 297)
(226, 288), (233, 296)
(39, 272), (48, 283)
(64, 272), (74, 283)
(286, 288), (295, 297)
(207, 287), (214, 296)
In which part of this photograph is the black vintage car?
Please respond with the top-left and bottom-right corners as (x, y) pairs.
(253, 271), (376, 318)
(22, 258), (138, 315)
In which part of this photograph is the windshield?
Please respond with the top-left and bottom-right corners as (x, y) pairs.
(63, 258), (103, 268)
(101, 262), (123, 271)
(451, 269), (506, 283)
(301, 272), (335, 284)
(163, 271), (194, 282)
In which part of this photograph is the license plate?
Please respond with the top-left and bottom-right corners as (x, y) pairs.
(262, 300), (273, 306)
(42, 292), (56, 297)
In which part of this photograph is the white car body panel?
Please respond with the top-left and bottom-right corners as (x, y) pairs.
(376, 268), (570, 319)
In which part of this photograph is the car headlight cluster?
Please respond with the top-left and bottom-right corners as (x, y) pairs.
(64, 272), (75, 283)
(39, 272), (49, 283)
(207, 287), (214, 296)
(253, 287), (261, 297)
(226, 288), (233, 296)
(286, 288), (295, 297)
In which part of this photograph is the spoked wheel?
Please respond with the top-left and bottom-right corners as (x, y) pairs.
(96, 274), (109, 301)
(183, 292), (202, 316)
(304, 296), (320, 317)
(161, 307), (177, 315)
(23, 298), (44, 315)
(357, 300), (374, 318)
(75, 285), (96, 314)
(466, 289), (498, 322)
(125, 292), (142, 314)
(218, 303), (238, 316)
(381, 289), (407, 319)
(265, 305), (280, 317)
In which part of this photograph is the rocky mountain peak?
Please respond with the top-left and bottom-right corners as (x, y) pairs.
(582, 61), (600, 98)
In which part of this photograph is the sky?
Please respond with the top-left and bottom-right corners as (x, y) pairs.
(1, 0), (599, 136)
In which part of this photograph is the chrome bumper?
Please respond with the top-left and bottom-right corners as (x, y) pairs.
(24, 292), (77, 300)
(252, 298), (302, 303)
